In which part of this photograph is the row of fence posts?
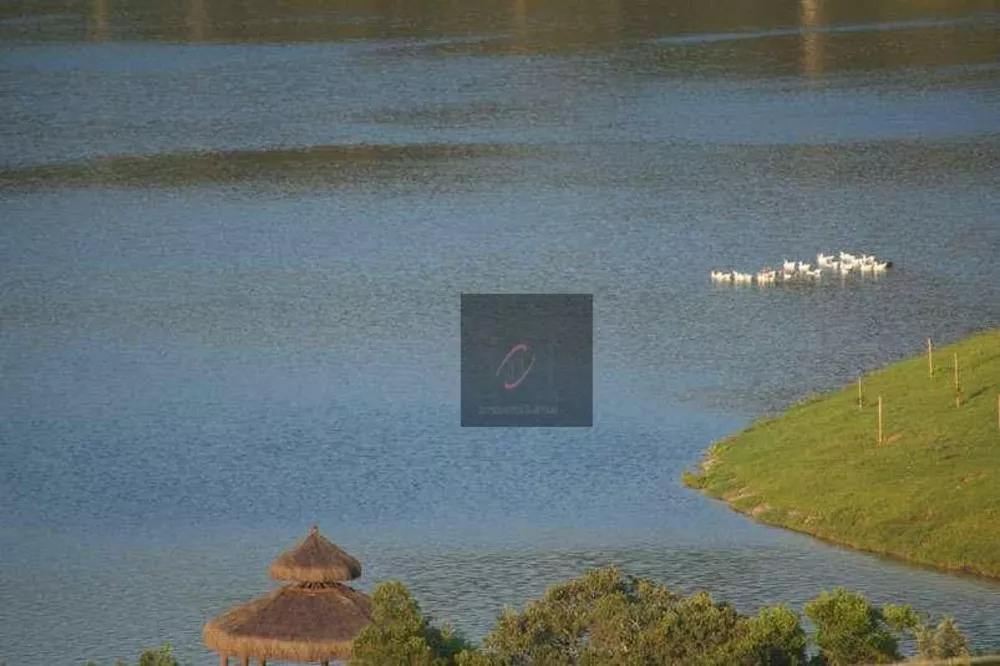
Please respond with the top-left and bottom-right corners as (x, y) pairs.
(858, 338), (1000, 445)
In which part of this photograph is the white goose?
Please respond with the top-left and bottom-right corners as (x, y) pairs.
(710, 270), (732, 283)
(756, 269), (776, 285)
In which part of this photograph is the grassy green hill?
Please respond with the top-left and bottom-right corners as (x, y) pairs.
(684, 327), (1000, 578)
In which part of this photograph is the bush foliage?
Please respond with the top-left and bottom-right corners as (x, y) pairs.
(471, 567), (806, 666)
(349, 567), (983, 665)
(351, 581), (475, 666)
(915, 616), (971, 660)
(85, 644), (178, 666)
(803, 588), (916, 665)
(84, 573), (983, 666)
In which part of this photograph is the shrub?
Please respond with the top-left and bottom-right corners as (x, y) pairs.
(476, 567), (806, 665)
(741, 605), (808, 666)
(350, 581), (475, 666)
(84, 644), (177, 666)
(804, 589), (917, 665)
(916, 616), (971, 660)
(346, 572), (977, 666)
(137, 645), (179, 666)
(682, 471), (706, 489)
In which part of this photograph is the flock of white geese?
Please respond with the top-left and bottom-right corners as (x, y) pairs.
(711, 252), (893, 285)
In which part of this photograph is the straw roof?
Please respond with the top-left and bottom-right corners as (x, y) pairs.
(203, 582), (373, 662)
(269, 525), (363, 583)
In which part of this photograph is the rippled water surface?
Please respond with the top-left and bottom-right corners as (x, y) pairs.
(2, 1), (999, 664)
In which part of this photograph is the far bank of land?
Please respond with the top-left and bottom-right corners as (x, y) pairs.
(685, 327), (1000, 579)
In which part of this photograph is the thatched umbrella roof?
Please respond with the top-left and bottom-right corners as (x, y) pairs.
(269, 525), (363, 583)
(203, 582), (373, 662)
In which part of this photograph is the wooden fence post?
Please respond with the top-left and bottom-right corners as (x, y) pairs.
(877, 395), (883, 445)
(953, 353), (962, 408)
(953, 352), (959, 389)
(927, 338), (933, 377)
(858, 376), (863, 410)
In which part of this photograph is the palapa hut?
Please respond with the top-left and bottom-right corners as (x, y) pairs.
(204, 525), (372, 666)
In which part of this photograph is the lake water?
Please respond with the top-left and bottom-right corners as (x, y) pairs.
(1, 1), (999, 664)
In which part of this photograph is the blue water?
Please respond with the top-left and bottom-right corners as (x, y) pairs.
(2, 1), (1000, 663)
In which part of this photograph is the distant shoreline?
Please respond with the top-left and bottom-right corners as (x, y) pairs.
(684, 326), (1000, 580)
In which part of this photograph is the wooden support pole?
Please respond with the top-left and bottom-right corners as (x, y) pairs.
(953, 353), (962, 408)
(877, 395), (883, 445)
(953, 352), (959, 389)
(857, 376), (863, 410)
(241, 657), (249, 666)
(927, 338), (933, 377)
(220, 655), (227, 666)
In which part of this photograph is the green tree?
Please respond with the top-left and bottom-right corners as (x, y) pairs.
(804, 589), (917, 665)
(84, 644), (176, 666)
(476, 567), (806, 666)
(350, 581), (475, 666)
(137, 645), (179, 666)
(916, 616), (971, 660)
(741, 605), (808, 666)
(347, 572), (982, 666)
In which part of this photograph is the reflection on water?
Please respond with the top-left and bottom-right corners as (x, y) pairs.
(3, 0), (998, 61)
(0, 143), (536, 190)
(1, 1), (1000, 665)
(801, 0), (825, 78)
(187, 0), (206, 43)
(87, 0), (108, 42)
(511, 0), (527, 52)
(2, 139), (996, 192)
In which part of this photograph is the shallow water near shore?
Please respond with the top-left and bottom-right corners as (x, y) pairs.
(2, 1), (1000, 663)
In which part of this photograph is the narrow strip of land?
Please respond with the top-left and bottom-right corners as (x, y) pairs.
(685, 327), (1000, 579)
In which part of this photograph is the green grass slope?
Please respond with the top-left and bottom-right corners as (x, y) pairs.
(685, 327), (1000, 578)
